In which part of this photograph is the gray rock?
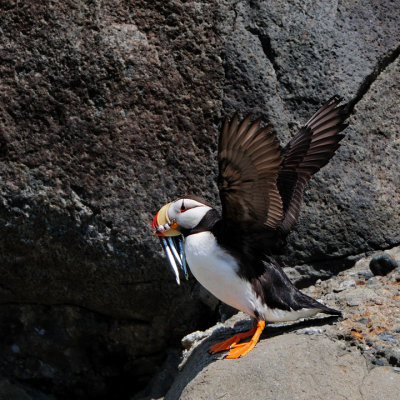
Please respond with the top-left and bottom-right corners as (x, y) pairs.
(379, 333), (398, 344)
(367, 276), (382, 288)
(165, 333), (400, 400)
(333, 279), (357, 292)
(181, 331), (209, 350)
(361, 367), (400, 400)
(346, 293), (362, 307)
(295, 327), (324, 335)
(338, 287), (381, 307)
(370, 254), (399, 276)
(359, 271), (374, 280)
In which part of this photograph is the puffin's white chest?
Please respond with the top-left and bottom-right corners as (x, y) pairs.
(184, 232), (320, 322)
(184, 232), (257, 317)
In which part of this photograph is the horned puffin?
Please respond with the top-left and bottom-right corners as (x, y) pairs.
(152, 96), (347, 358)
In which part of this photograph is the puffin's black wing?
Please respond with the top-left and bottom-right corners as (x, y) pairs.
(218, 115), (283, 230)
(276, 95), (348, 236)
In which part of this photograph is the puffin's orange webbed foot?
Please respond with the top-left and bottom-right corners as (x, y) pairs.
(209, 325), (257, 354)
(209, 320), (265, 358)
(225, 320), (265, 359)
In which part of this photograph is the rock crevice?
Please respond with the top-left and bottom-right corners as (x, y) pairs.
(347, 43), (400, 113)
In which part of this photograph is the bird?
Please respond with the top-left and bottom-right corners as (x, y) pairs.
(151, 95), (347, 359)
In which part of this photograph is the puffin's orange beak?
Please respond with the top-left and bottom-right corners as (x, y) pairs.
(152, 203), (181, 236)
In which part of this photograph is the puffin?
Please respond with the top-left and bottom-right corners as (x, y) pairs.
(151, 95), (347, 359)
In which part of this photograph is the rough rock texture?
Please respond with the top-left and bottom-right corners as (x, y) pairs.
(0, 1), (221, 398)
(302, 246), (400, 368)
(167, 335), (400, 400)
(0, 0), (399, 398)
(159, 247), (400, 400)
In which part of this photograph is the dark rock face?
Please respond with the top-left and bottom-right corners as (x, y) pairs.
(0, 0), (399, 398)
(0, 1), (221, 397)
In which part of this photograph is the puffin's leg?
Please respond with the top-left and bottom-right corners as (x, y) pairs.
(225, 320), (265, 359)
(209, 324), (258, 354)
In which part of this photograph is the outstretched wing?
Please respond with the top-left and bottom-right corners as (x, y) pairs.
(277, 95), (348, 235)
(218, 115), (283, 230)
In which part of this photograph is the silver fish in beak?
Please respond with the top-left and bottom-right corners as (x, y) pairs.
(152, 203), (189, 284)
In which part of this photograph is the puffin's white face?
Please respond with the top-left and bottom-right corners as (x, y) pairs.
(152, 197), (212, 236)
(168, 198), (212, 231)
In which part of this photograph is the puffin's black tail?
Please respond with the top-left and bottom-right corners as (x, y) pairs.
(260, 257), (342, 317)
(315, 302), (342, 317)
(294, 286), (342, 316)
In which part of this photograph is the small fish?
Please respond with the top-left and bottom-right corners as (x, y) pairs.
(159, 235), (188, 284)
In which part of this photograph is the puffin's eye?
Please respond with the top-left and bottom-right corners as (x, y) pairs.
(180, 201), (186, 212)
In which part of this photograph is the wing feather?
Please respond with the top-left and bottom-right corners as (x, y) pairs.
(218, 115), (283, 230)
(276, 95), (348, 236)
(217, 95), (348, 244)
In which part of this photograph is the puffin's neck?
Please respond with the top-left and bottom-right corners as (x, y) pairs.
(181, 209), (221, 237)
